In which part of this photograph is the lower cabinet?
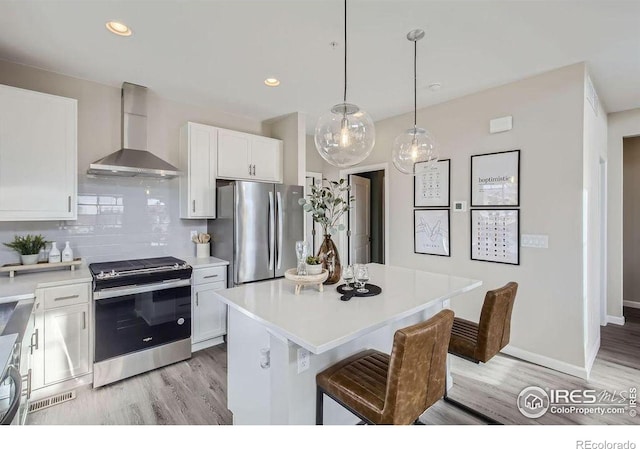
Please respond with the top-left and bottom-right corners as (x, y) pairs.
(192, 266), (227, 351)
(43, 303), (90, 385)
(31, 281), (92, 391)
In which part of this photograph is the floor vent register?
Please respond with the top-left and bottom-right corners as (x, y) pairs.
(28, 390), (76, 413)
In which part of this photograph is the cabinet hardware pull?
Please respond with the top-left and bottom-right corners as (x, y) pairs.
(54, 294), (79, 301)
(252, 164), (256, 176)
(34, 328), (39, 351)
(203, 274), (218, 279)
(30, 331), (36, 355)
(68, 195), (72, 212)
(196, 292), (199, 306)
(192, 200), (196, 213)
(249, 164), (252, 175)
(82, 311), (86, 330)
(27, 368), (32, 399)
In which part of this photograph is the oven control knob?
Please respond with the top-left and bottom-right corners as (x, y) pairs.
(98, 271), (105, 278)
(110, 269), (117, 277)
(173, 263), (179, 270)
(177, 317), (185, 325)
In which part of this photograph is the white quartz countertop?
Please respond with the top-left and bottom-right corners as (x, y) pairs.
(181, 256), (229, 269)
(0, 266), (93, 302)
(214, 263), (482, 354)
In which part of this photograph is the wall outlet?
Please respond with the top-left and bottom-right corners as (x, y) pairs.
(522, 234), (549, 248)
(190, 230), (198, 241)
(297, 348), (310, 374)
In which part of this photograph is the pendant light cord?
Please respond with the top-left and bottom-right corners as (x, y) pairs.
(343, 0), (347, 103)
(413, 38), (417, 128)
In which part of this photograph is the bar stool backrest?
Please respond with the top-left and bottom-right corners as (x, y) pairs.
(381, 309), (454, 424)
(476, 282), (518, 363)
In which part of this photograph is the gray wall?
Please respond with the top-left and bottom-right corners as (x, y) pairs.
(0, 59), (267, 264)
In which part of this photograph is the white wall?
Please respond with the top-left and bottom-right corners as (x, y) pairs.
(0, 59), (268, 264)
(267, 113), (307, 186)
(582, 72), (608, 373)
(607, 108), (640, 318)
(325, 63), (590, 374)
(622, 137), (640, 305)
(306, 135), (325, 174)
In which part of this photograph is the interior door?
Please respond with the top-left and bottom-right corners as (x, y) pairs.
(235, 181), (274, 284)
(349, 175), (371, 264)
(275, 184), (304, 277)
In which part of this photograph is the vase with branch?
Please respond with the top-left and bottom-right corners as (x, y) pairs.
(298, 178), (353, 284)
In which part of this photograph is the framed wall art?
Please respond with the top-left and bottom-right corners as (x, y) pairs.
(470, 150), (520, 207)
(414, 159), (450, 208)
(470, 209), (520, 265)
(414, 209), (450, 257)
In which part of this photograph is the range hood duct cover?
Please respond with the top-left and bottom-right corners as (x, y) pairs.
(87, 82), (179, 178)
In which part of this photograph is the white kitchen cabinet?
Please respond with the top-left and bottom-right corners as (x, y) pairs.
(217, 128), (283, 183)
(179, 122), (217, 219)
(0, 84), (77, 221)
(192, 266), (227, 352)
(31, 281), (91, 391)
(43, 303), (90, 385)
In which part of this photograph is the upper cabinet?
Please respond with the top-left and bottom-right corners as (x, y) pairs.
(180, 122), (217, 219)
(180, 123), (283, 219)
(217, 129), (283, 183)
(0, 84), (77, 221)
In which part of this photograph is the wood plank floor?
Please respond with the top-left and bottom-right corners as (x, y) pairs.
(28, 308), (640, 425)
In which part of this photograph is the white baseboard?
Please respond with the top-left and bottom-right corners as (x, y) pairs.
(623, 300), (640, 310)
(192, 335), (225, 353)
(501, 345), (588, 379)
(585, 338), (600, 379)
(606, 315), (626, 326)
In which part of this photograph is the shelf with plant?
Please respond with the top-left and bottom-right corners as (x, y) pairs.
(3, 234), (48, 265)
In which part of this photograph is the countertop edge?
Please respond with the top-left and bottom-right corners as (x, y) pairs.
(216, 279), (483, 355)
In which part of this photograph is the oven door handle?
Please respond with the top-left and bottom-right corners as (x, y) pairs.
(0, 365), (21, 425)
(94, 279), (192, 300)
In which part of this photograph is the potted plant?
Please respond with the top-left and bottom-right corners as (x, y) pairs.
(305, 256), (323, 275)
(4, 234), (48, 265)
(298, 179), (354, 284)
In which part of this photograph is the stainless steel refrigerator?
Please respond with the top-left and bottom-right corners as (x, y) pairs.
(208, 181), (304, 287)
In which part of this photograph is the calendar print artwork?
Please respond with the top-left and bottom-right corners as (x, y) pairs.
(470, 150), (520, 207)
(414, 209), (450, 257)
(414, 159), (450, 207)
(471, 209), (519, 265)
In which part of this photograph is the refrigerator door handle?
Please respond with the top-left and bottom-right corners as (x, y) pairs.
(268, 191), (275, 270)
(276, 191), (283, 270)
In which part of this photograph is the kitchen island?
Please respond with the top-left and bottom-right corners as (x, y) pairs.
(214, 263), (482, 425)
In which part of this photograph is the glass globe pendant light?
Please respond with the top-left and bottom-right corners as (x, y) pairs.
(392, 29), (438, 175)
(314, 0), (375, 168)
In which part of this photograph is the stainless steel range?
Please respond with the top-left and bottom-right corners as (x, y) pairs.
(89, 256), (192, 388)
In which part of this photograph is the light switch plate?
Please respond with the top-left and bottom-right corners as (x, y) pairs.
(522, 234), (549, 248)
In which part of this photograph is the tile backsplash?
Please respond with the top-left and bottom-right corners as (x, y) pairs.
(0, 175), (206, 266)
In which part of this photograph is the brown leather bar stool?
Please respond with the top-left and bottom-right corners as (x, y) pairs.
(316, 309), (454, 425)
(445, 281), (518, 424)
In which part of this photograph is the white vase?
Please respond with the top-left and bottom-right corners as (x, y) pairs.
(48, 242), (61, 263)
(21, 254), (39, 265)
(62, 241), (73, 262)
(305, 264), (322, 275)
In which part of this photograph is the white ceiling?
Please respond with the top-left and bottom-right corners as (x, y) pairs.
(1, 1), (639, 132)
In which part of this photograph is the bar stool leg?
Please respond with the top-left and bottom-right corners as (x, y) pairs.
(316, 387), (324, 425)
(443, 378), (501, 425)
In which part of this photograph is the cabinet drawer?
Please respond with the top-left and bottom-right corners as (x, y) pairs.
(193, 266), (227, 285)
(43, 283), (89, 309)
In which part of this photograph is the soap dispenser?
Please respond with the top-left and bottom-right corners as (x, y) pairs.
(48, 242), (61, 263)
(62, 241), (73, 262)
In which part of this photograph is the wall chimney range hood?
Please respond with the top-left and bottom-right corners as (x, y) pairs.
(88, 82), (179, 178)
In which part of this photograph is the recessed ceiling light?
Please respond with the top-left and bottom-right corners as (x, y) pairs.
(428, 82), (442, 91)
(106, 21), (132, 37)
(264, 78), (280, 87)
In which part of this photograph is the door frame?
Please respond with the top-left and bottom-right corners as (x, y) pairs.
(339, 163), (390, 265)
(599, 157), (608, 326)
